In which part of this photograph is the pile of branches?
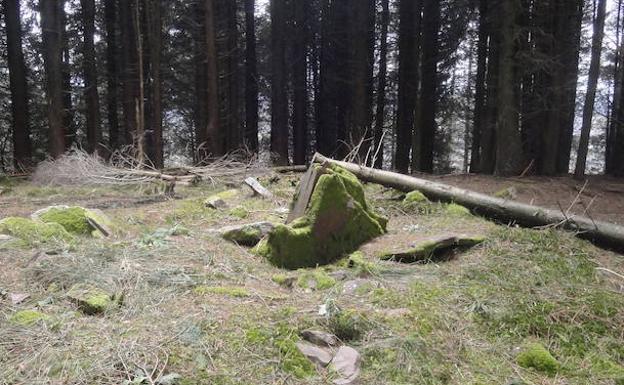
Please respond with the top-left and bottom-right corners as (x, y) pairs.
(32, 150), (265, 187)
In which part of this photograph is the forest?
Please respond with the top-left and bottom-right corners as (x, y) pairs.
(1, 0), (623, 177)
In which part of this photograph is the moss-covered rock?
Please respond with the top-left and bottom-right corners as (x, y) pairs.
(221, 222), (274, 246)
(379, 234), (485, 262)
(297, 270), (336, 290)
(445, 203), (472, 216)
(403, 190), (429, 204)
(256, 164), (387, 269)
(66, 284), (117, 315)
(0, 217), (73, 245)
(10, 310), (50, 326)
(516, 343), (559, 375)
(33, 205), (117, 237)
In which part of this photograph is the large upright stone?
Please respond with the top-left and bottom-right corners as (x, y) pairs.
(255, 164), (386, 269)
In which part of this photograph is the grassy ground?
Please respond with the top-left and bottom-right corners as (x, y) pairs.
(0, 173), (623, 385)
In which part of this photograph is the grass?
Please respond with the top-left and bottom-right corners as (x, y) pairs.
(0, 176), (622, 385)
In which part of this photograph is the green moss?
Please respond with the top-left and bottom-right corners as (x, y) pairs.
(194, 286), (250, 298)
(403, 190), (429, 204)
(348, 251), (379, 276)
(274, 325), (315, 378)
(328, 309), (371, 341)
(0, 217), (73, 245)
(516, 343), (559, 375)
(39, 206), (93, 235)
(494, 187), (516, 199)
(297, 270), (336, 290)
(229, 206), (249, 219)
(445, 203), (472, 216)
(257, 165), (386, 269)
(10, 310), (50, 326)
(379, 235), (485, 262)
(215, 189), (239, 200)
(66, 284), (115, 314)
(222, 225), (264, 246)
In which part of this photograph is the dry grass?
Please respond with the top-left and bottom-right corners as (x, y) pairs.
(1, 172), (623, 385)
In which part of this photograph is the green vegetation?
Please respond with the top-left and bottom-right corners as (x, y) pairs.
(516, 343), (560, 375)
(0, 217), (73, 246)
(256, 165), (387, 269)
(444, 203), (472, 216)
(296, 269), (336, 290)
(193, 286), (251, 298)
(10, 310), (50, 326)
(403, 190), (429, 204)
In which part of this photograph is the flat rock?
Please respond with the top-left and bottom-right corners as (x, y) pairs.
(379, 234), (485, 263)
(221, 222), (275, 246)
(244, 177), (274, 199)
(330, 346), (361, 384)
(301, 330), (339, 347)
(66, 284), (116, 315)
(9, 293), (30, 305)
(205, 197), (227, 209)
(296, 341), (334, 368)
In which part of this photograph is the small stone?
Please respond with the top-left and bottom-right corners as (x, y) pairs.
(9, 293), (30, 305)
(296, 342), (333, 368)
(66, 284), (116, 315)
(156, 373), (182, 385)
(330, 346), (361, 384)
(205, 196), (228, 209)
(221, 222), (275, 246)
(301, 330), (339, 347)
(329, 270), (348, 281)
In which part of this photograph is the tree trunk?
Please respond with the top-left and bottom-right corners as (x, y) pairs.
(80, 0), (103, 156)
(244, 0), (259, 152)
(120, 0), (139, 146)
(395, 0), (420, 173)
(3, 0), (32, 168)
(313, 153), (624, 252)
(205, 0), (221, 157)
(470, 0), (488, 173)
(574, 0), (607, 178)
(347, 0), (375, 161)
(224, 0), (240, 152)
(418, 0), (440, 173)
(61, 5), (75, 149)
(373, 0), (389, 169)
(144, 0), (163, 168)
(40, 0), (65, 158)
(292, 0), (308, 165)
(104, 0), (120, 151)
(494, 0), (523, 176)
(316, 0), (337, 157)
(606, 0), (623, 175)
(270, 0), (289, 165)
(479, 12), (500, 175)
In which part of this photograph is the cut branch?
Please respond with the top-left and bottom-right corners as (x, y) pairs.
(312, 153), (624, 251)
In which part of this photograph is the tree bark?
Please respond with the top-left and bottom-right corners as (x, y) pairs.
(479, 11), (500, 175)
(144, 0), (163, 168)
(104, 0), (120, 151)
(316, 0), (338, 157)
(470, 0), (488, 173)
(244, 0), (259, 152)
(3, 0), (32, 168)
(494, 0), (523, 176)
(373, 0), (390, 169)
(395, 0), (420, 173)
(575, 0), (607, 178)
(204, 0), (221, 157)
(80, 0), (103, 156)
(292, 0), (308, 165)
(418, 0), (440, 173)
(40, 0), (65, 158)
(61, 5), (75, 149)
(120, 0), (139, 146)
(313, 153), (624, 252)
(270, 0), (289, 165)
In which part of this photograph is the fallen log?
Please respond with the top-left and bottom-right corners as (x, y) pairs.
(312, 153), (624, 251)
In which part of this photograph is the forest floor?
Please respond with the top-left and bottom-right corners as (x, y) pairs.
(0, 172), (623, 385)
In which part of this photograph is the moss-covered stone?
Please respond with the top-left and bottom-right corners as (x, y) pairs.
(229, 206), (249, 219)
(379, 234), (485, 262)
(0, 217), (73, 245)
(445, 203), (472, 216)
(403, 190), (429, 204)
(66, 284), (116, 314)
(10, 310), (50, 326)
(516, 343), (559, 375)
(256, 165), (386, 269)
(221, 222), (274, 246)
(34, 205), (117, 237)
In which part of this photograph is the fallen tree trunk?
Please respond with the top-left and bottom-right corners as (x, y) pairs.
(312, 153), (624, 251)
